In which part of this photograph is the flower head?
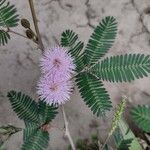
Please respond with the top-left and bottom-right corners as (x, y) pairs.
(40, 46), (75, 80)
(37, 74), (73, 105)
(37, 46), (75, 105)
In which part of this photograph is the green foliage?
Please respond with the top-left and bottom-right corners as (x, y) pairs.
(76, 73), (112, 116)
(75, 139), (99, 150)
(4, 14), (150, 149)
(75, 52), (85, 72)
(68, 134), (111, 150)
(7, 91), (39, 123)
(23, 122), (39, 142)
(84, 16), (117, 66)
(61, 30), (84, 57)
(0, 30), (10, 45)
(7, 91), (58, 125)
(113, 129), (133, 150)
(21, 130), (49, 150)
(0, 0), (19, 27)
(109, 98), (126, 136)
(131, 105), (150, 132)
(117, 139), (134, 150)
(61, 30), (85, 71)
(38, 100), (58, 125)
(60, 16), (150, 117)
(116, 119), (142, 150)
(92, 54), (150, 82)
(0, 0), (19, 45)
(7, 91), (58, 150)
(0, 125), (21, 135)
(0, 125), (21, 150)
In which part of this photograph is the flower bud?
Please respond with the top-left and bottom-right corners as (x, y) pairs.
(21, 19), (30, 29)
(26, 29), (34, 39)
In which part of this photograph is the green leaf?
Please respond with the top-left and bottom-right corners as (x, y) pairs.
(0, 0), (19, 28)
(84, 16), (117, 66)
(117, 139), (134, 150)
(75, 53), (85, 72)
(23, 122), (39, 142)
(0, 125), (22, 150)
(92, 54), (150, 82)
(76, 72), (112, 116)
(113, 129), (133, 150)
(0, 30), (10, 45)
(115, 119), (142, 150)
(7, 91), (39, 123)
(21, 130), (49, 150)
(38, 100), (58, 125)
(61, 30), (84, 57)
(61, 30), (85, 72)
(0, 125), (21, 135)
(131, 105), (150, 132)
(0, 144), (6, 150)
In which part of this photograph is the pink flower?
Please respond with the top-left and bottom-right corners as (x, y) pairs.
(40, 46), (75, 80)
(37, 75), (73, 105)
(37, 46), (75, 105)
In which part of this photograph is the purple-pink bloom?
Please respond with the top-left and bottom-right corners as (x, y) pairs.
(40, 46), (75, 80)
(37, 46), (75, 105)
(37, 75), (73, 105)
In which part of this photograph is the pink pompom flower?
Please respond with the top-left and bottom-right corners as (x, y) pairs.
(40, 46), (75, 80)
(37, 46), (75, 105)
(37, 74), (73, 105)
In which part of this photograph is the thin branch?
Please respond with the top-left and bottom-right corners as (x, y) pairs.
(101, 135), (110, 150)
(28, 0), (44, 51)
(61, 105), (76, 150)
(8, 28), (39, 45)
(8, 29), (28, 39)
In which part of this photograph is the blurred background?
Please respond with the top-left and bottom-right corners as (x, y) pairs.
(0, 0), (150, 149)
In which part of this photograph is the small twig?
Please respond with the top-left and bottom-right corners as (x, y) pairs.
(101, 135), (110, 150)
(61, 105), (76, 150)
(28, 0), (44, 51)
(8, 29), (28, 39)
(98, 140), (101, 150)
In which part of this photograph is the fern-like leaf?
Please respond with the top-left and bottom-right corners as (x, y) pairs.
(0, 30), (10, 45)
(116, 119), (142, 150)
(7, 91), (39, 123)
(23, 122), (39, 142)
(92, 54), (150, 82)
(84, 16), (117, 66)
(61, 30), (84, 57)
(131, 105), (150, 132)
(0, 0), (19, 27)
(75, 53), (85, 72)
(61, 30), (85, 71)
(21, 130), (49, 150)
(76, 73), (112, 116)
(113, 129), (133, 150)
(38, 100), (58, 125)
(117, 139), (133, 150)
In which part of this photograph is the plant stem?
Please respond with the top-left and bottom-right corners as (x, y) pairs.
(101, 135), (110, 150)
(28, 0), (44, 51)
(8, 29), (28, 39)
(61, 105), (76, 150)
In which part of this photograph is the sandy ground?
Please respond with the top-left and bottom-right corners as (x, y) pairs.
(0, 0), (150, 149)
